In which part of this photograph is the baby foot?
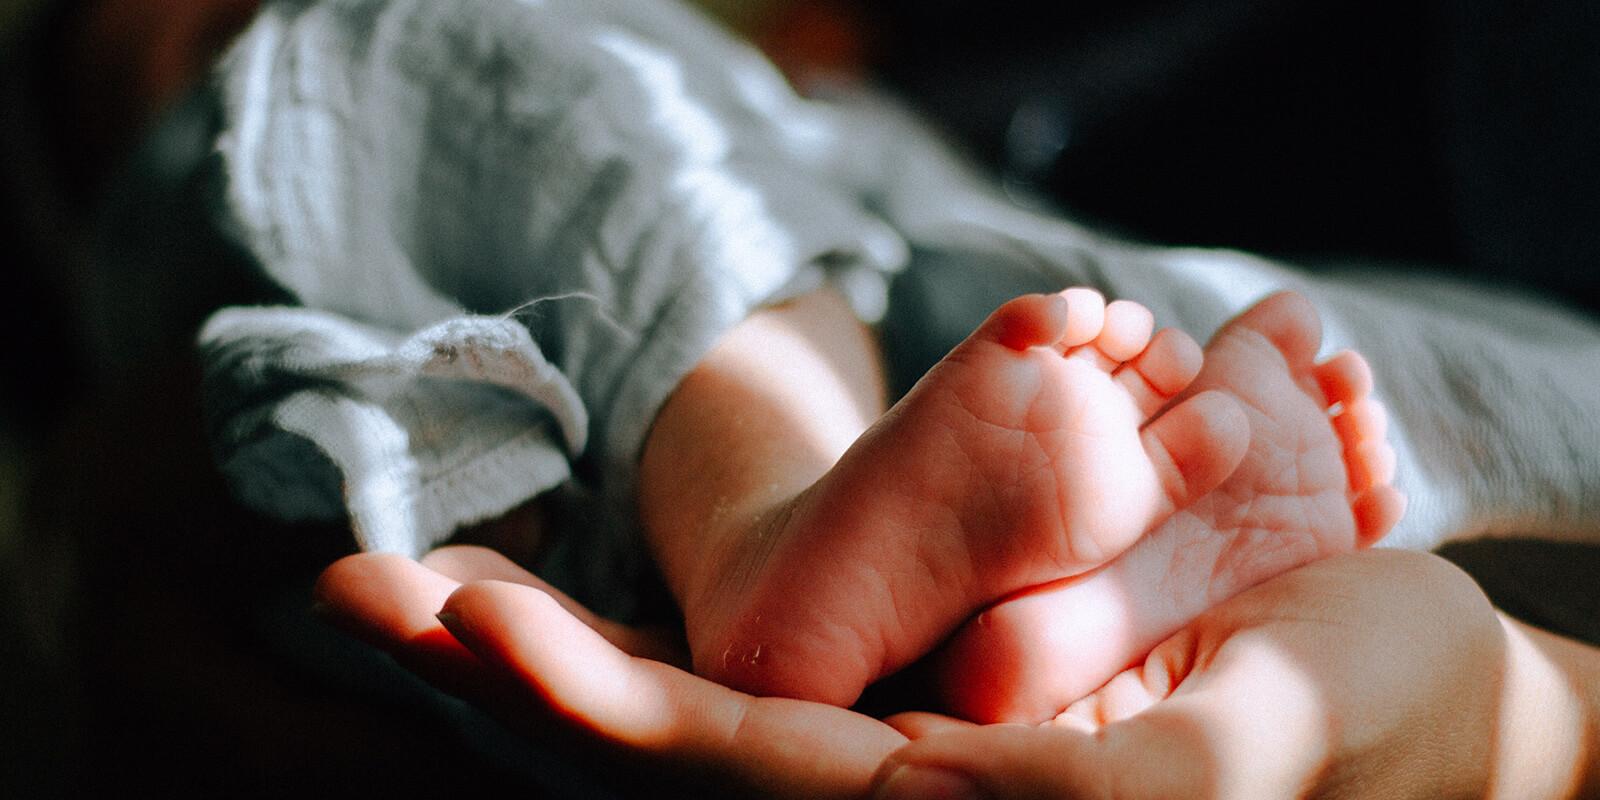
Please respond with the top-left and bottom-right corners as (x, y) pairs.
(934, 290), (1408, 724)
(689, 288), (1252, 707)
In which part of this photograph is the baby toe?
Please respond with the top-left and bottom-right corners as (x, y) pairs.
(1094, 300), (1156, 363)
(983, 292), (1073, 351)
(1312, 350), (1374, 408)
(1346, 436), (1398, 494)
(1353, 484), (1407, 546)
(1058, 287), (1107, 349)
(1333, 395), (1390, 444)
(1332, 396), (1393, 493)
(1116, 327), (1203, 417)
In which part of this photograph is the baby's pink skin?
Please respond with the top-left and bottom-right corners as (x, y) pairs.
(691, 288), (1253, 708)
(935, 291), (1407, 724)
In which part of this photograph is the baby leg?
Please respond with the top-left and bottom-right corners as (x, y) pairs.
(935, 291), (1407, 723)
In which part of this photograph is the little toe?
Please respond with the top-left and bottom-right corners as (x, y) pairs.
(1312, 351), (1374, 409)
(1353, 484), (1407, 546)
(1116, 327), (1203, 418)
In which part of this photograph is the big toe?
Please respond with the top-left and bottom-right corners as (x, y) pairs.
(981, 288), (1107, 352)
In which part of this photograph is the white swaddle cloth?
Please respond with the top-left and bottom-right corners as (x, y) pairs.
(201, 0), (909, 593)
(200, 0), (1600, 608)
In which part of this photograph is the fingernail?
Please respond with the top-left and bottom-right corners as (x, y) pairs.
(874, 765), (984, 800)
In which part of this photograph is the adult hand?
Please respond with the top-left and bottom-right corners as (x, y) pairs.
(313, 546), (910, 799)
(870, 549), (1599, 800)
(316, 547), (1598, 800)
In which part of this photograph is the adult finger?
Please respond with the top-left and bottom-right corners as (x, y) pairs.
(870, 703), (1234, 800)
(313, 551), (544, 709)
(874, 551), (1507, 800)
(440, 578), (908, 800)
(313, 552), (480, 675)
(422, 545), (687, 666)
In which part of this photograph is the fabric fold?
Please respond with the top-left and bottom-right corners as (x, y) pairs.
(198, 0), (1600, 601)
(202, 307), (583, 555)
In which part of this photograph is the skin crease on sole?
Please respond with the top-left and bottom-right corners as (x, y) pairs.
(692, 289), (1254, 708)
(934, 291), (1406, 724)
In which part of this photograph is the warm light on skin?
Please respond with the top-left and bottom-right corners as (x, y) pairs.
(1036, 556), (1600, 800)
(1049, 632), (1331, 798)
(329, 541), (1600, 800)
(1494, 618), (1590, 800)
(1182, 637), (1332, 798)
(940, 565), (1142, 724)
(712, 307), (881, 469)
(436, 574), (906, 799)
